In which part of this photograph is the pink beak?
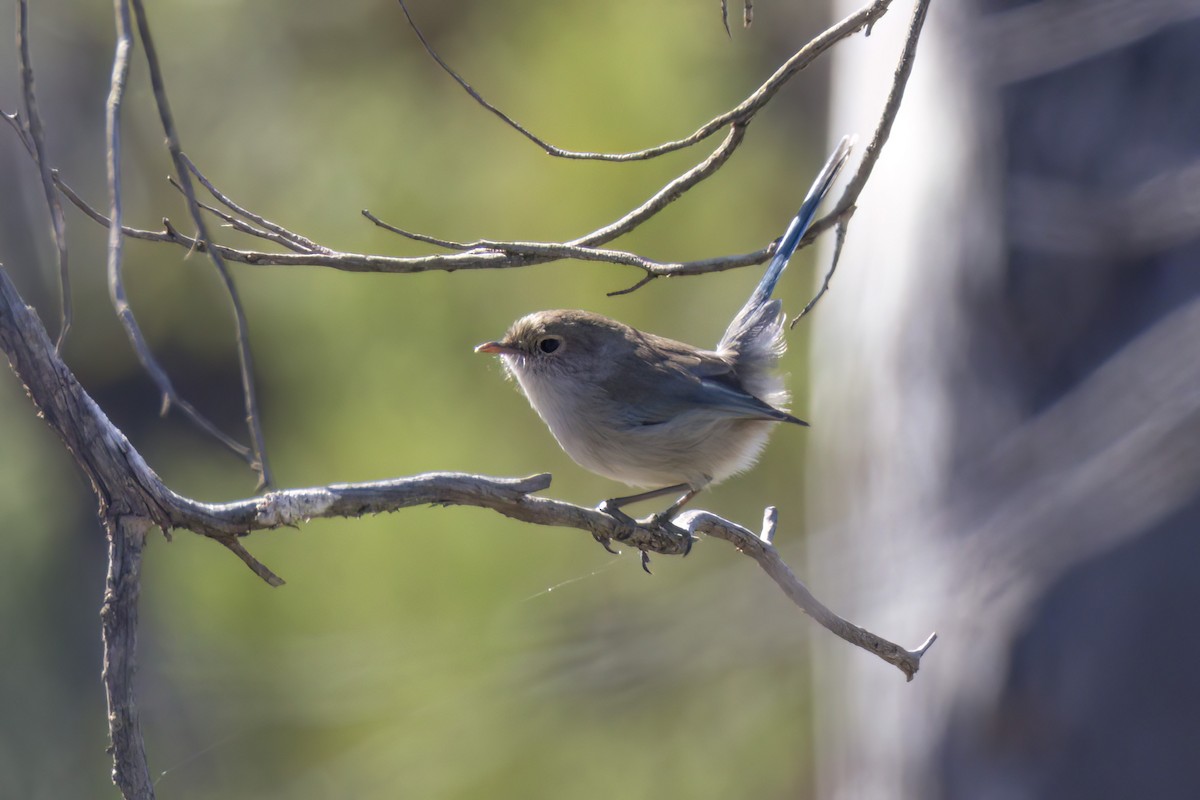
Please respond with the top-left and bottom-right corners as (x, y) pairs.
(474, 341), (520, 356)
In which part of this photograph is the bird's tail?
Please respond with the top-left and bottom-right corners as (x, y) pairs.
(719, 135), (853, 354)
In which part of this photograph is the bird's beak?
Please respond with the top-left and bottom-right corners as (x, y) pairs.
(475, 340), (520, 356)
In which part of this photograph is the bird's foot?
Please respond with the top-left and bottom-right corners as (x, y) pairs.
(643, 510), (695, 557)
(595, 498), (637, 555)
(597, 498), (694, 561)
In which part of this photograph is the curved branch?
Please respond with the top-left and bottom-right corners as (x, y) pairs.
(677, 509), (937, 680)
(397, 0), (895, 161)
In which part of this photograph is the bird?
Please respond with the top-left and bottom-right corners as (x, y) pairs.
(476, 136), (852, 526)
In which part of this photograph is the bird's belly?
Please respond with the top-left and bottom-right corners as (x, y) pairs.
(550, 408), (776, 489)
(513, 368), (780, 489)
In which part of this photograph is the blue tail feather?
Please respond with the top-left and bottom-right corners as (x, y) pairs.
(718, 135), (854, 354)
(746, 135), (854, 310)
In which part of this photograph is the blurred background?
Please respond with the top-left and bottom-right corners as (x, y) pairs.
(1, 0), (1198, 798)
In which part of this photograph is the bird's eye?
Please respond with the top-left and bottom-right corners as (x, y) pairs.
(537, 336), (562, 354)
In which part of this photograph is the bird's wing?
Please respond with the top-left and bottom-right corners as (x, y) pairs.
(604, 332), (803, 426)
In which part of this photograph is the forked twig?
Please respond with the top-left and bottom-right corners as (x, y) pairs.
(182, 154), (331, 254)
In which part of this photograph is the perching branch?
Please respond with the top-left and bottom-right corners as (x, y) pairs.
(0, 264), (934, 680)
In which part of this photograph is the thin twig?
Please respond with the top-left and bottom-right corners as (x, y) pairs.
(791, 214), (851, 326)
(54, 174), (775, 276)
(9, 0), (932, 300)
(361, 209), (472, 250)
(168, 175), (315, 254)
(16, 0), (71, 351)
(571, 122), (748, 248)
(130, 0), (272, 488)
(677, 509), (936, 680)
(102, 2), (254, 467)
(364, 123), (751, 268)
(217, 537), (285, 587)
(8, 0), (932, 293)
(397, 0), (894, 162)
(181, 154), (330, 254)
(607, 272), (657, 297)
(827, 0), (932, 221)
(782, 0), (933, 315)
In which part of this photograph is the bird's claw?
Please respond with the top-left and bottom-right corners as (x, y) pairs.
(592, 532), (620, 555)
(640, 550), (652, 574)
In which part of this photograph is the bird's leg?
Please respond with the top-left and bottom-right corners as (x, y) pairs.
(647, 489), (699, 556)
(598, 483), (689, 526)
(601, 483), (692, 514)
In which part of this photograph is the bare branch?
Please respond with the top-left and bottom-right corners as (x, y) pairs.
(0, 264), (934, 680)
(182, 154), (331, 254)
(677, 509), (937, 680)
(397, 0), (895, 161)
(607, 272), (658, 297)
(7, 0), (934, 299)
(822, 0), (932, 225)
(720, 0), (755, 36)
(129, 0), (272, 488)
(791, 214), (851, 326)
(784, 0), (932, 310)
(168, 175), (316, 254)
(16, 0), (71, 351)
(361, 209), (472, 250)
(573, 122), (748, 247)
(102, 1), (256, 471)
(54, 174), (777, 276)
(101, 516), (156, 800)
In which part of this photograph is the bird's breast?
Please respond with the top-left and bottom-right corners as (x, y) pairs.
(509, 362), (777, 489)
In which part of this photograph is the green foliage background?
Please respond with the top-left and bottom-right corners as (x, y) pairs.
(1, 1), (840, 796)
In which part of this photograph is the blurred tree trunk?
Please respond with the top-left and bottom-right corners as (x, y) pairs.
(808, 1), (1200, 797)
